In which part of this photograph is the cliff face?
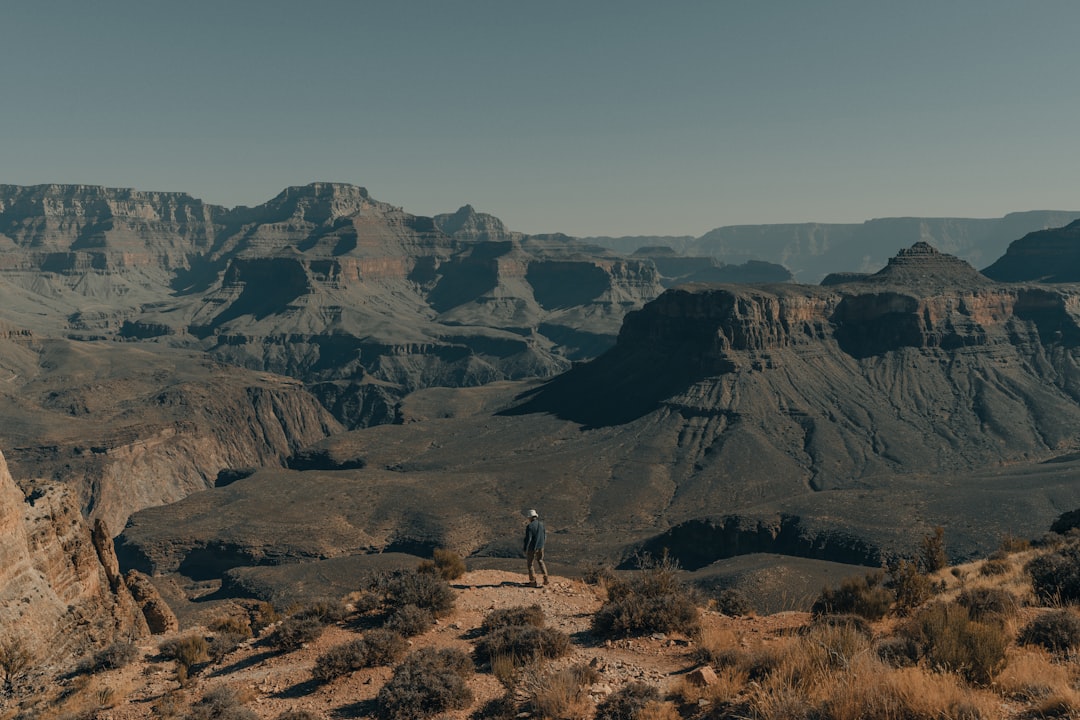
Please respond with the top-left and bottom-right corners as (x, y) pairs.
(0, 338), (343, 533)
(0, 449), (146, 671)
(982, 219), (1080, 282)
(0, 183), (666, 426)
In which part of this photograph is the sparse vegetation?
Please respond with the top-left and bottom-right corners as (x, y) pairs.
(384, 603), (435, 637)
(1018, 609), (1080, 653)
(524, 664), (595, 720)
(376, 647), (474, 720)
(475, 625), (571, 666)
(594, 681), (660, 720)
(379, 567), (456, 617)
(920, 525), (948, 573)
(811, 569), (894, 620)
(1027, 541), (1080, 603)
(313, 629), (407, 682)
(481, 604), (546, 634)
(82, 640), (138, 672)
(711, 587), (754, 617)
(417, 547), (467, 581)
(592, 553), (701, 637)
(901, 601), (1009, 684)
(888, 558), (934, 614)
(956, 586), (1019, 621)
(0, 636), (30, 691)
(187, 685), (257, 720)
(158, 634), (209, 680)
(268, 615), (325, 651)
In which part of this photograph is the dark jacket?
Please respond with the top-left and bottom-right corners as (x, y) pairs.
(524, 518), (546, 553)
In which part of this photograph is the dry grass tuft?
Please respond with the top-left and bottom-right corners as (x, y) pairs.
(524, 665), (593, 720)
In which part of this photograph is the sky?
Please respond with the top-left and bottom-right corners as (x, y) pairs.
(2, 1), (1078, 237)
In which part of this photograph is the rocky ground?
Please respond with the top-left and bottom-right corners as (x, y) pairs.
(6, 568), (806, 720)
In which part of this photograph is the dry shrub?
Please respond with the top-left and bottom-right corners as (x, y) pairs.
(0, 637), (31, 689)
(592, 554), (700, 638)
(83, 640), (138, 672)
(208, 615), (252, 638)
(903, 602), (1008, 685)
(1000, 534), (1032, 553)
(636, 701), (681, 720)
(979, 556), (1013, 577)
(379, 568), (456, 617)
(481, 604), (545, 634)
(594, 681), (659, 720)
(811, 570), (893, 620)
(956, 586), (1019, 621)
(250, 601), (280, 634)
(711, 588), (754, 616)
(688, 625), (741, 667)
(269, 615), (325, 651)
(1018, 609), (1080, 653)
(920, 526), (948, 573)
(208, 632), (247, 663)
(152, 689), (186, 719)
(313, 629), (407, 682)
(188, 685), (257, 720)
(475, 625), (571, 666)
(524, 665), (593, 720)
(471, 693), (519, 720)
(294, 599), (347, 623)
(430, 548), (467, 581)
(159, 634), (208, 680)
(376, 647), (473, 720)
(1027, 542), (1080, 604)
(274, 711), (323, 720)
(384, 603), (434, 637)
(888, 559), (934, 614)
(490, 651), (521, 689)
(875, 635), (919, 668)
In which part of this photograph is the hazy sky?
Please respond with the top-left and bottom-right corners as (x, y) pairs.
(2, 1), (1078, 236)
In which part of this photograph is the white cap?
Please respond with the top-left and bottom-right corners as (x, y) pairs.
(526, 508), (538, 518)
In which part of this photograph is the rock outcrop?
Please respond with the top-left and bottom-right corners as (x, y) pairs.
(982, 219), (1080, 282)
(0, 450), (146, 671)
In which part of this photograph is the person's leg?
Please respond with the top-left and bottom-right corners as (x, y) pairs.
(526, 549), (537, 584)
(537, 548), (548, 585)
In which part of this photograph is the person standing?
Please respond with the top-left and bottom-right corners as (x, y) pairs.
(523, 508), (548, 587)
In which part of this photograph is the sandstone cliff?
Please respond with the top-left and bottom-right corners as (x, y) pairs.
(0, 449), (146, 672)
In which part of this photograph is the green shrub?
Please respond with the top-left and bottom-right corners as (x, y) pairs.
(475, 625), (571, 666)
(903, 602), (1008, 685)
(313, 629), (407, 682)
(595, 681), (660, 720)
(188, 685), (257, 720)
(956, 587), (1018, 621)
(481, 604), (546, 634)
(1018, 609), (1080, 653)
(269, 616), (325, 651)
(384, 604), (434, 637)
(376, 647), (474, 720)
(920, 526), (948, 573)
(811, 570), (893, 620)
(1027, 543), (1080, 603)
(592, 554), (700, 638)
(380, 568), (456, 617)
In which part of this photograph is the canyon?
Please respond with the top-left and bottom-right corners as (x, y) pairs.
(4, 183), (1080, 672)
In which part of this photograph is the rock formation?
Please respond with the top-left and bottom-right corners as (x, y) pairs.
(0, 449), (147, 671)
(116, 244), (1080, 596)
(982, 219), (1080, 282)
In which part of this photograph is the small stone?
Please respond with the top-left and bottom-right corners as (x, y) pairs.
(686, 665), (718, 687)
